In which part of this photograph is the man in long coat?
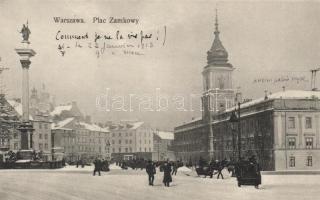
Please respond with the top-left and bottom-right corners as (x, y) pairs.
(93, 158), (102, 176)
(163, 162), (172, 187)
(146, 160), (156, 186)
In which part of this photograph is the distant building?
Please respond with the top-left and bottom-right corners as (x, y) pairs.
(7, 99), (52, 161)
(152, 131), (175, 161)
(30, 84), (53, 115)
(109, 121), (154, 161)
(50, 101), (83, 121)
(51, 118), (110, 162)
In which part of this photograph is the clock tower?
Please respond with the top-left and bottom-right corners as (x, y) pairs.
(202, 10), (235, 120)
(202, 10), (235, 159)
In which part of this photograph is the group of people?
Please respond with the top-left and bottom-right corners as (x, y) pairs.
(146, 160), (173, 187)
(92, 158), (110, 176)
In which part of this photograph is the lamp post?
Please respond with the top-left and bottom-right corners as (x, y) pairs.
(229, 102), (241, 161)
(229, 111), (238, 161)
(237, 102), (241, 161)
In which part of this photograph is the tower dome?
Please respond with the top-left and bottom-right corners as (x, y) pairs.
(206, 10), (232, 67)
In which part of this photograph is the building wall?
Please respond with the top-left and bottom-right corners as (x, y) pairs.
(52, 123), (111, 162)
(153, 135), (174, 161)
(32, 120), (52, 160)
(173, 121), (209, 164)
(273, 110), (320, 170)
(110, 123), (154, 161)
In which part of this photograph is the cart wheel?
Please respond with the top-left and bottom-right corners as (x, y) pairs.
(238, 183), (241, 187)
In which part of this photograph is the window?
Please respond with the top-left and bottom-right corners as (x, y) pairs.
(149, 147), (151, 152)
(112, 133), (115, 137)
(45, 134), (48, 140)
(14, 132), (18, 139)
(305, 117), (312, 129)
(129, 140), (132, 144)
(39, 143), (43, 150)
(307, 156), (312, 167)
(112, 148), (115, 153)
(112, 140), (115, 144)
(139, 147), (141, 152)
(289, 156), (295, 167)
(45, 143), (48, 150)
(288, 138), (296, 149)
(125, 148), (128, 153)
(118, 148), (121, 153)
(125, 132), (128, 137)
(306, 137), (313, 149)
(39, 134), (42, 139)
(14, 143), (18, 150)
(129, 147), (132, 152)
(288, 117), (295, 129)
(145, 147), (147, 152)
(129, 132), (132, 136)
(39, 123), (42, 129)
(119, 133), (121, 137)
(125, 140), (128, 144)
(44, 124), (48, 129)
(119, 140), (121, 144)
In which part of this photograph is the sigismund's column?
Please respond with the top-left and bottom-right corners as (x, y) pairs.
(15, 22), (36, 150)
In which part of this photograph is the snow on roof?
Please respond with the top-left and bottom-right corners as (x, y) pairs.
(129, 121), (144, 130)
(7, 100), (33, 120)
(52, 117), (74, 130)
(226, 90), (320, 112)
(156, 131), (174, 140)
(79, 122), (109, 132)
(50, 105), (72, 116)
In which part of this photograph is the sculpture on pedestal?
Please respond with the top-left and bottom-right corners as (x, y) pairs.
(20, 22), (31, 43)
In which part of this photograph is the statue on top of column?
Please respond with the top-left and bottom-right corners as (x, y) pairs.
(20, 21), (31, 43)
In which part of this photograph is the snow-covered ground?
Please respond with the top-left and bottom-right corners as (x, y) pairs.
(0, 167), (318, 200)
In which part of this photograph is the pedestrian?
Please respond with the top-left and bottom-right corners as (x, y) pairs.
(216, 160), (224, 179)
(163, 162), (172, 187)
(171, 162), (178, 176)
(76, 160), (79, 168)
(93, 158), (101, 176)
(249, 155), (261, 189)
(146, 160), (156, 186)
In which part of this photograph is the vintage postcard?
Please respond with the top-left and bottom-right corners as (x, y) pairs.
(0, 0), (319, 199)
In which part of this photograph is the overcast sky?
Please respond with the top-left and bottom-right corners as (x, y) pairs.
(0, 0), (320, 130)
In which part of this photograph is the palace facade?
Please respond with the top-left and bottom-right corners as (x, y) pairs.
(172, 13), (320, 170)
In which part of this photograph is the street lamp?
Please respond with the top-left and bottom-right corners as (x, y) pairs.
(229, 102), (241, 161)
(229, 111), (237, 162)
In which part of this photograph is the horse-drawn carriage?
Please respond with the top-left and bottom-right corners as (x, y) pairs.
(235, 160), (261, 188)
(195, 165), (214, 178)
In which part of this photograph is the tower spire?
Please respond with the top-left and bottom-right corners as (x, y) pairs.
(215, 8), (219, 35)
(206, 9), (230, 66)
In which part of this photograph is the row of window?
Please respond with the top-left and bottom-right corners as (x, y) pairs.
(288, 116), (313, 129)
(112, 132), (133, 137)
(39, 143), (49, 150)
(289, 156), (313, 167)
(112, 147), (152, 153)
(288, 137), (314, 149)
(36, 123), (49, 130)
(39, 133), (49, 140)
(111, 132), (152, 137)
